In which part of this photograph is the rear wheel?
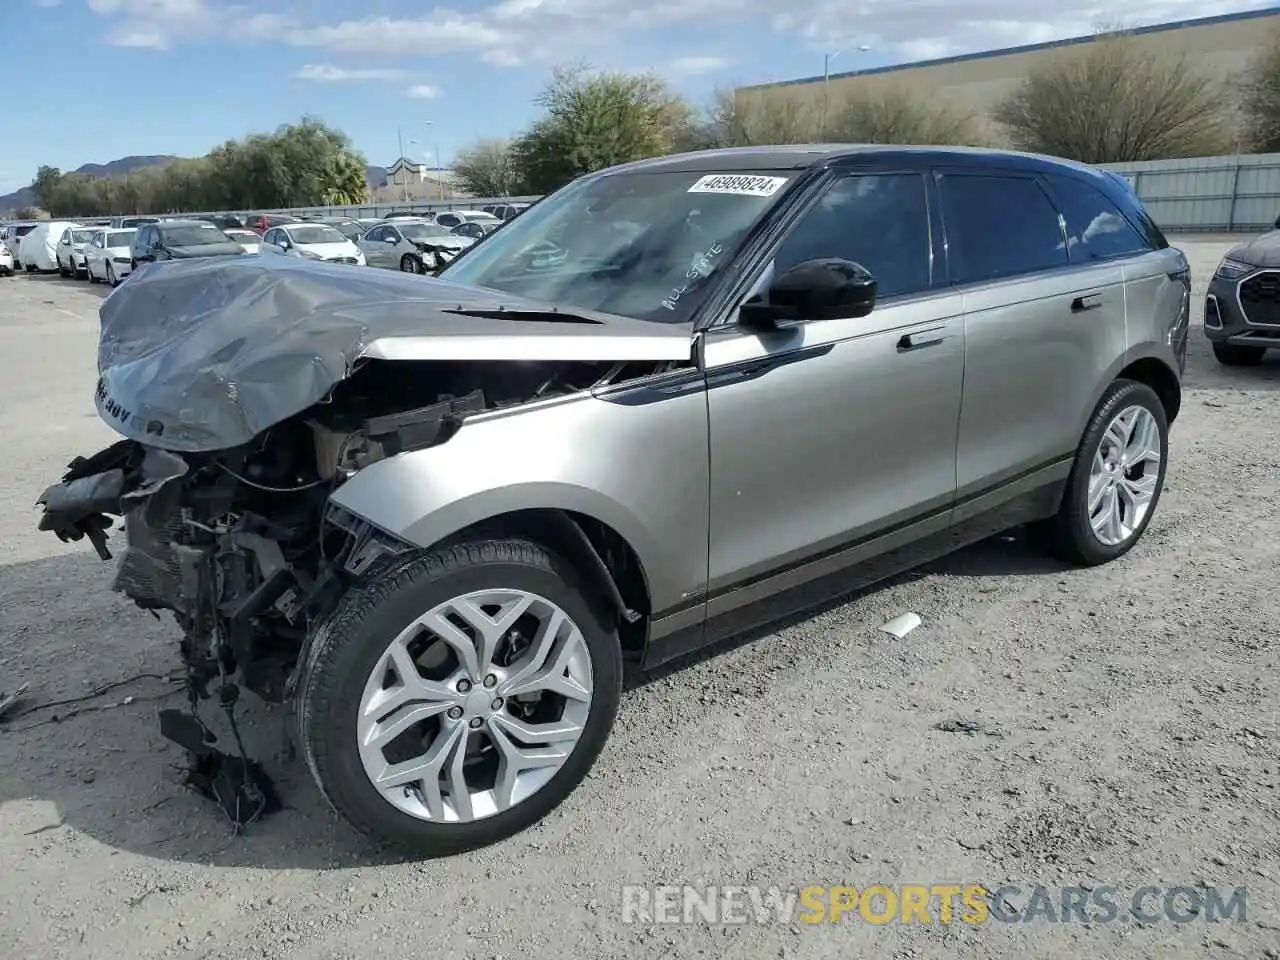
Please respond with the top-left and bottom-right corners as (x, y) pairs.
(297, 539), (622, 856)
(1035, 379), (1168, 566)
(1212, 342), (1266, 366)
(106, 263), (116, 286)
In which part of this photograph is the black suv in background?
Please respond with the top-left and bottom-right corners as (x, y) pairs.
(1204, 225), (1280, 366)
(130, 219), (245, 270)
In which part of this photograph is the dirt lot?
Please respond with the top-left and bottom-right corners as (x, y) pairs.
(0, 240), (1277, 960)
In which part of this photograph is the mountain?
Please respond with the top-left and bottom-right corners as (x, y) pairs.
(0, 155), (180, 213)
(2, 156), (392, 214)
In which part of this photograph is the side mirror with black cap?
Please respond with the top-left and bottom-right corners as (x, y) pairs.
(738, 258), (877, 331)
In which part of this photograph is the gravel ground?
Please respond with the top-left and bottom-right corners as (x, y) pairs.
(0, 240), (1277, 960)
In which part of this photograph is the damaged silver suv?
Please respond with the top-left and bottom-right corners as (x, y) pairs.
(37, 146), (1189, 855)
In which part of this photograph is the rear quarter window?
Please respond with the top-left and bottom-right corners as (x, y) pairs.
(1043, 175), (1153, 262)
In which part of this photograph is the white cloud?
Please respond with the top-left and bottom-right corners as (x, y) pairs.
(667, 55), (732, 77)
(404, 84), (440, 99)
(295, 63), (407, 82)
(81, 0), (1279, 82)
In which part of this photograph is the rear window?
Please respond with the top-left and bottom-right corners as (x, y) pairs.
(71, 229), (96, 243)
(107, 231), (135, 247)
(938, 173), (1069, 283)
(15, 225), (36, 237)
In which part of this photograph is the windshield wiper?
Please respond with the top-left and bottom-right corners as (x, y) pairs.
(442, 306), (603, 325)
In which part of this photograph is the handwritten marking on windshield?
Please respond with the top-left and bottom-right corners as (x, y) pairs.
(687, 174), (789, 197)
(662, 242), (723, 311)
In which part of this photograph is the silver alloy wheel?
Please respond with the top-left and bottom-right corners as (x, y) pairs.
(1087, 404), (1162, 546)
(356, 588), (593, 824)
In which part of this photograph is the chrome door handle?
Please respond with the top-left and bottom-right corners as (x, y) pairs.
(1072, 293), (1103, 312)
(898, 329), (945, 351)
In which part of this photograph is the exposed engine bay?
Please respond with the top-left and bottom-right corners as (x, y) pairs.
(37, 355), (674, 824)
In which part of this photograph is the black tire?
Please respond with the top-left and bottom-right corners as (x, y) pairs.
(58, 259), (70, 278)
(399, 254), (417, 273)
(1212, 341), (1266, 366)
(297, 538), (622, 856)
(106, 264), (116, 286)
(1035, 378), (1168, 566)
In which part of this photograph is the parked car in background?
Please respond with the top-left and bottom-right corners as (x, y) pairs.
(84, 227), (137, 285)
(355, 218), (474, 272)
(33, 145), (1187, 857)
(433, 209), (502, 230)
(261, 223), (366, 265)
(223, 228), (262, 254)
(55, 225), (100, 278)
(483, 202), (530, 220)
(19, 221), (80, 273)
(451, 220), (501, 241)
(109, 216), (160, 229)
(190, 213), (247, 231)
(381, 211), (423, 220)
(1204, 228), (1280, 366)
(130, 219), (245, 269)
(0, 240), (13, 277)
(4, 221), (39, 267)
(309, 216), (365, 241)
(245, 213), (301, 235)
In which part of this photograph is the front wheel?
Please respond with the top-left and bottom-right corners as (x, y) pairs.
(297, 539), (622, 856)
(1035, 379), (1168, 566)
(399, 254), (420, 273)
(1212, 342), (1266, 366)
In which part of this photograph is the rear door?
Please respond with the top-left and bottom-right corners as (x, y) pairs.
(938, 169), (1126, 516)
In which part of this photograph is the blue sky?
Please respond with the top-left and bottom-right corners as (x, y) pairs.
(0, 0), (1274, 196)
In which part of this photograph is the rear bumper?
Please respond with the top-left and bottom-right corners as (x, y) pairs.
(1205, 272), (1280, 351)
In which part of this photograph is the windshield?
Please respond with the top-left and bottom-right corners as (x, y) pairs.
(286, 225), (346, 244)
(437, 169), (793, 323)
(71, 229), (96, 243)
(399, 221), (451, 239)
(327, 221), (362, 239)
(106, 230), (135, 247)
(162, 225), (228, 246)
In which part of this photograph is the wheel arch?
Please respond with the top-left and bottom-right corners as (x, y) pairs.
(431, 508), (654, 659)
(1116, 356), (1181, 425)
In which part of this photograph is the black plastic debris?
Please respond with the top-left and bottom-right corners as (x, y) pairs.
(159, 708), (281, 828)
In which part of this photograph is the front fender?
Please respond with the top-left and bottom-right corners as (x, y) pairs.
(327, 384), (710, 617)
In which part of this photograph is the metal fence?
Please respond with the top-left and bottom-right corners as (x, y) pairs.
(15, 151), (1280, 233)
(1100, 153), (1280, 233)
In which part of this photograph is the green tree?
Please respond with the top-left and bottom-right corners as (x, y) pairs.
(992, 33), (1229, 162)
(511, 63), (694, 193)
(452, 138), (519, 197)
(1239, 26), (1280, 151)
(31, 166), (64, 211)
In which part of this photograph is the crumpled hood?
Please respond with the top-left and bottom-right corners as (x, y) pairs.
(95, 253), (692, 452)
(1227, 231), (1280, 268)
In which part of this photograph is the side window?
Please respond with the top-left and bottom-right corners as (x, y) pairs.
(938, 174), (1067, 283)
(387, 228), (403, 243)
(1045, 175), (1152, 262)
(772, 173), (933, 300)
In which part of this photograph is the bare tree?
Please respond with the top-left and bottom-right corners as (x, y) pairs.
(1239, 26), (1280, 152)
(827, 86), (987, 145)
(695, 86), (820, 146)
(993, 34), (1229, 162)
(452, 138), (520, 197)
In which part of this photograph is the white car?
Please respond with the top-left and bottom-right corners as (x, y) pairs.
(223, 228), (262, 254)
(19, 221), (80, 273)
(84, 227), (137, 285)
(432, 209), (503, 230)
(262, 223), (365, 265)
(56, 224), (100, 279)
(0, 241), (13, 277)
(355, 218), (473, 272)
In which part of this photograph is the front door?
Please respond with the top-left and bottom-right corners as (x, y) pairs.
(702, 169), (965, 622)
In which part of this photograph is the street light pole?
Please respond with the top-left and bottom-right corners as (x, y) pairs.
(820, 45), (870, 141)
(424, 121), (443, 201)
(396, 126), (408, 202)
